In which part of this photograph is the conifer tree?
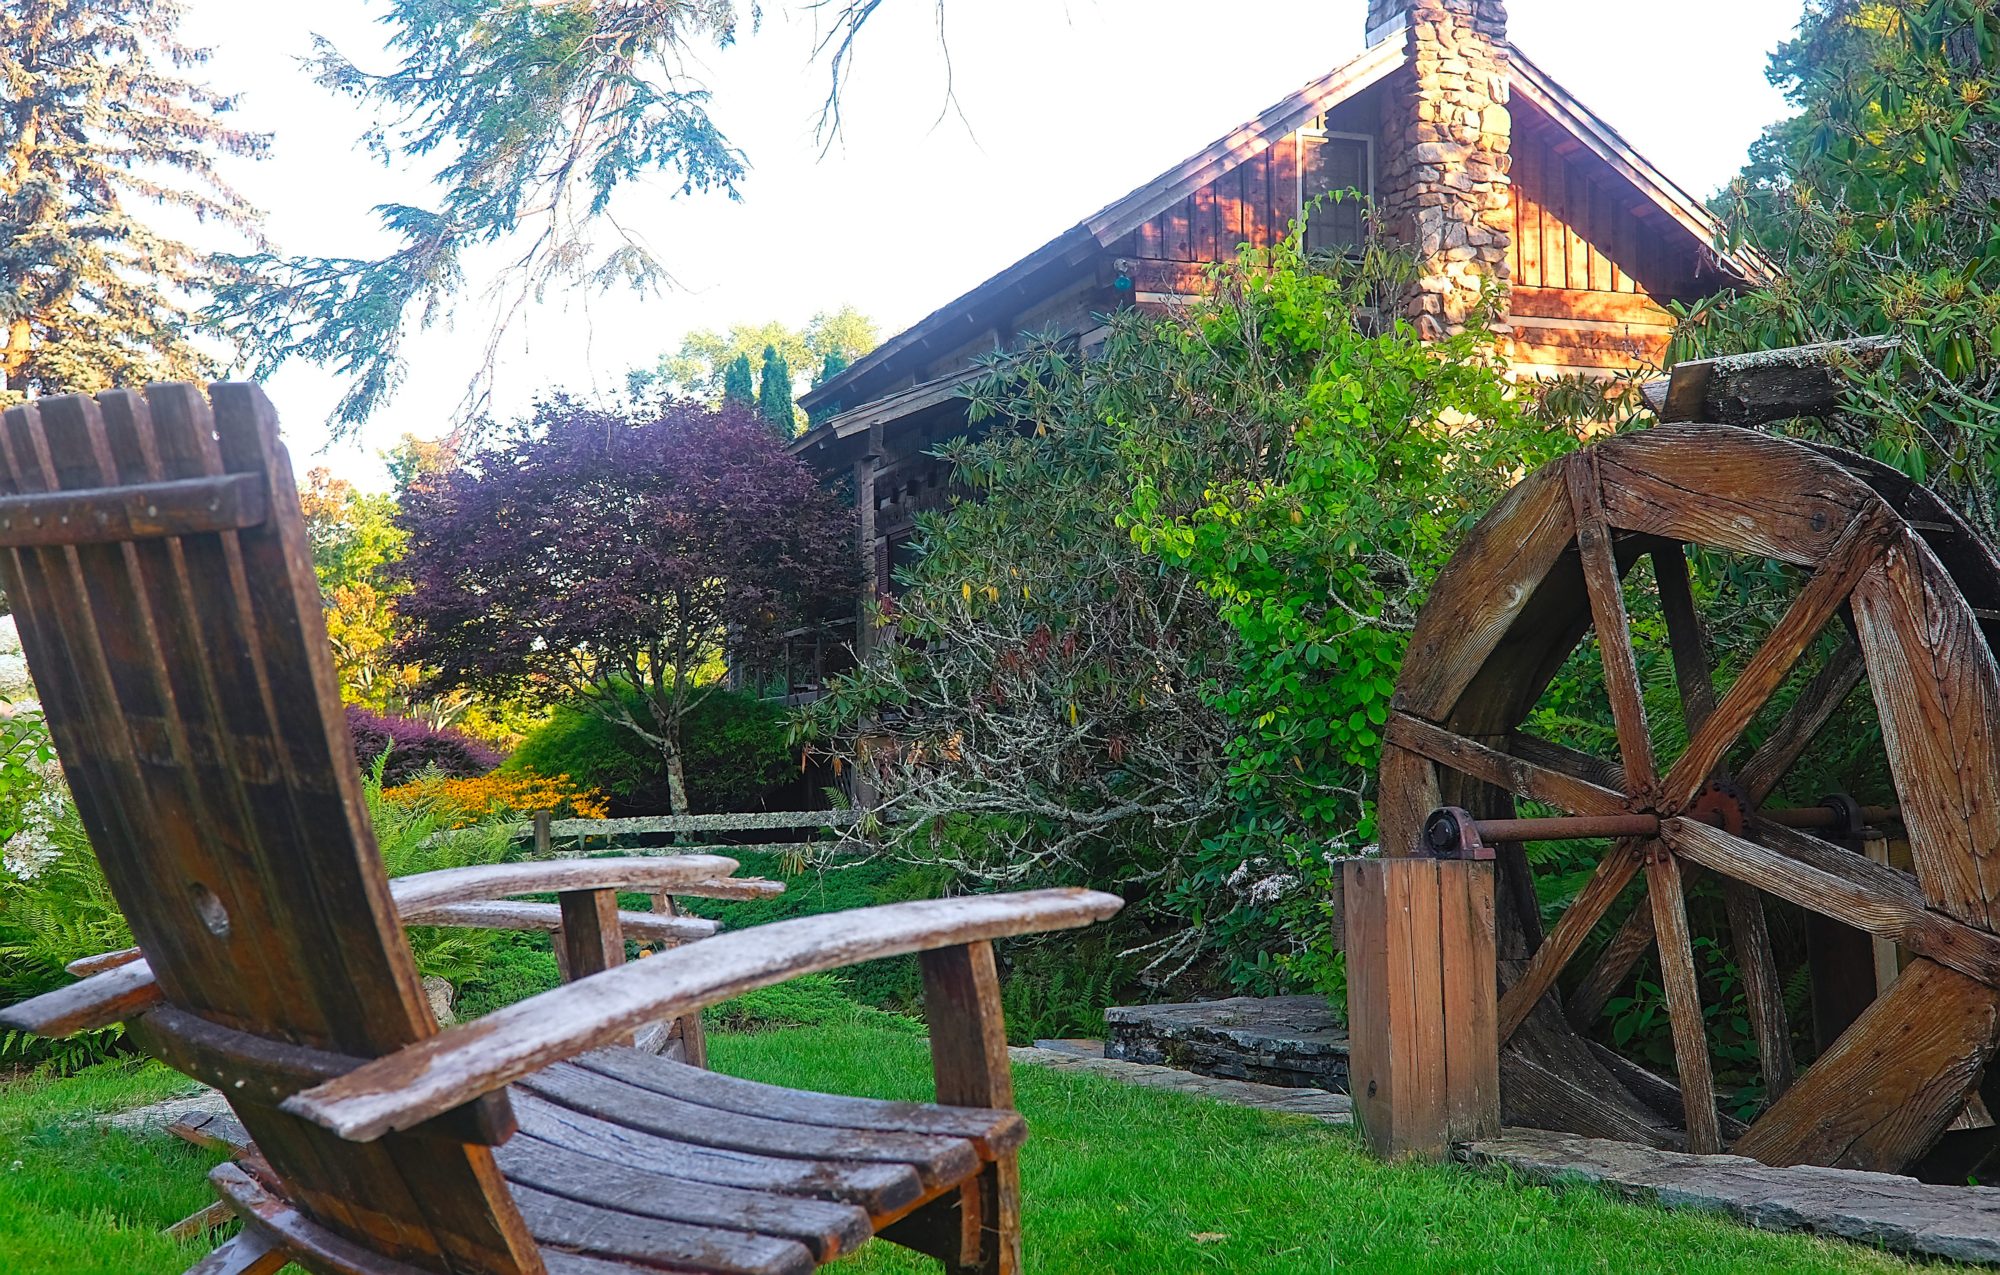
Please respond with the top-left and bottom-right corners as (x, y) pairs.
(816, 351), (850, 386)
(721, 353), (756, 408)
(1, 0), (264, 401)
(757, 344), (795, 436)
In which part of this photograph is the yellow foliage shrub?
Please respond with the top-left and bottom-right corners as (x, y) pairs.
(382, 771), (609, 826)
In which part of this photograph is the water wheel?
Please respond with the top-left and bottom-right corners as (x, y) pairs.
(1379, 419), (2000, 1172)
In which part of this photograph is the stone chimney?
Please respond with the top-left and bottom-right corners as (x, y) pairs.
(1368, 0), (1513, 340)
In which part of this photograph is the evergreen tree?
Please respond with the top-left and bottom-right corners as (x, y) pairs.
(816, 351), (850, 386)
(757, 344), (795, 436)
(721, 353), (756, 408)
(1, 0), (264, 401)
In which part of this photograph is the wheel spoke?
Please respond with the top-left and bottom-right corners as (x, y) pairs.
(1509, 732), (1626, 793)
(1645, 846), (1723, 1153)
(1566, 901), (1655, 1030)
(1653, 543), (1720, 731)
(1566, 454), (1658, 796)
(1497, 839), (1646, 1045)
(1735, 640), (1864, 805)
(1653, 546), (1797, 1098)
(1661, 506), (1898, 810)
(1385, 712), (1626, 816)
(1720, 879), (1795, 1101)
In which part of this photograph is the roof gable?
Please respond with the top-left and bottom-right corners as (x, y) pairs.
(799, 35), (1769, 425)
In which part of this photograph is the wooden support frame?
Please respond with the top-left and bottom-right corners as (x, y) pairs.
(1344, 854), (1499, 1161)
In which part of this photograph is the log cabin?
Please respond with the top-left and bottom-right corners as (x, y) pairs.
(785, 0), (1770, 685)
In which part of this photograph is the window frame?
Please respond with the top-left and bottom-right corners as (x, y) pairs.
(1297, 124), (1376, 254)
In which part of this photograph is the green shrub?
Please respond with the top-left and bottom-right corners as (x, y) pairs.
(455, 931), (563, 1020)
(705, 971), (922, 1036)
(509, 684), (793, 813)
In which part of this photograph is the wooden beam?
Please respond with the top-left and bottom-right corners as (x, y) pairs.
(1646, 336), (1901, 426)
(1385, 713), (1628, 816)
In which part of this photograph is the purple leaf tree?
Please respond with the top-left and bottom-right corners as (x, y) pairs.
(396, 397), (858, 813)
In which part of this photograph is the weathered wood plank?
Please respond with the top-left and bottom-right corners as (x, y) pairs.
(1651, 542), (1794, 1099)
(208, 1161), (448, 1275)
(287, 891), (1122, 1142)
(512, 1092), (921, 1214)
(1735, 957), (2000, 1172)
(1851, 531), (2000, 929)
(1567, 453), (1657, 796)
(1735, 641), (1864, 805)
(914, 941), (1019, 1271)
(1661, 818), (2000, 986)
(183, 1228), (290, 1275)
(511, 1182), (814, 1275)
(0, 958), (164, 1036)
(1646, 848), (1722, 1154)
(495, 1136), (872, 1264)
(411, 901), (718, 947)
(0, 471), (267, 547)
(1438, 859), (1500, 1145)
(1721, 881), (1795, 1100)
(1594, 425), (1872, 568)
(1660, 506), (1898, 809)
(1374, 741), (1441, 860)
(524, 1061), (979, 1188)
(1385, 713), (1627, 817)
(1394, 458), (1578, 721)
(1498, 840), (1642, 1044)
(572, 1047), (1024, 1153)
(389, 856), (739, 912)
(1652, 336), (1901, 427)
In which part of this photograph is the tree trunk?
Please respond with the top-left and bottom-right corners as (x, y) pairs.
(663, 739), (691, 816)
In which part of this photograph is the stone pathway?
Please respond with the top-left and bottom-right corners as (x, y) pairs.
(1464, 1128), (2000, 1266)
(1009, 1043), (1353, 1125)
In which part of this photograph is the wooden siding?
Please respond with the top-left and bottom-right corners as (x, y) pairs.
(1507, 103), (1694, 376)
(1133, 133), (1299, 263)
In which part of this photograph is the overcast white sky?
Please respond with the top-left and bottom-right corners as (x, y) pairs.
(174, 0), (1805, 489)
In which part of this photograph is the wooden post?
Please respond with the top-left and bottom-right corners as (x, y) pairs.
(1344, 852), (1499, 1161)
(532, 810), (552, 858)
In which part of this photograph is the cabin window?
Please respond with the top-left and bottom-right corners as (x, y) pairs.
(1299, 124), (1372, 254)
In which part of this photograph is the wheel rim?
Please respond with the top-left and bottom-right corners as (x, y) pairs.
(1382, 423), (2000, 1170)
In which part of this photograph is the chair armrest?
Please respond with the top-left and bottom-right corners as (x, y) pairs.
(8, 855), (758, 1037)
(388, 854), (742, 911)
(284, 888), (1123, 1141)
(406, 900), (720, 946)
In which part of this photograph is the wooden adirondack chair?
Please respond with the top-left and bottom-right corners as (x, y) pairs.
(0, 383), (1122, 1275)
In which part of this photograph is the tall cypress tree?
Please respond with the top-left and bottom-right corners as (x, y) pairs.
(816, 351), (850, 386)
(757, 344), (795, 437)
(1, 1), (265, 400)
(721, 353), (756, 408)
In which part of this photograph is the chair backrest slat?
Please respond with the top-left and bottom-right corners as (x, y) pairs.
(0, 385), (541, 1275)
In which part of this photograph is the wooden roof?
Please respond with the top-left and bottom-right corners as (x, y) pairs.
(794, 33), (1769, 454)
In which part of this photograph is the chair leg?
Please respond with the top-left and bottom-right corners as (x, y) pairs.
(183, 1229), (288, 1275)
(918, 941), (1022, 1274)
(878, 1153), (1020, 1274)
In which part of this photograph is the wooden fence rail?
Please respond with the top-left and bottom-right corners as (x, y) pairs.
(424, 808), (860, 852)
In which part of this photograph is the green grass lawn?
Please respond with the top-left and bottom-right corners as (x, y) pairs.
(0, 1022), (1957, 1274)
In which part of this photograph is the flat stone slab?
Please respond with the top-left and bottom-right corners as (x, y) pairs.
(1463, 1128), (2000, 1266)
(98, 1088), (226, 1133)
(1010, 1045), (1352, 1125)
(1104, 995), (1349, 1092)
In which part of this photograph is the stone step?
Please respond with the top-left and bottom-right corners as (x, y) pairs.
(1009, 1046), (1353, 1125)
(1104, 995), (1349, 1092)
(1463, 1128), (2000, 1266)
